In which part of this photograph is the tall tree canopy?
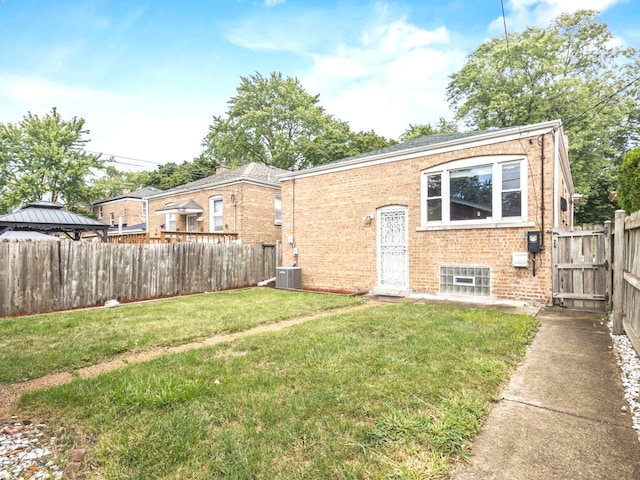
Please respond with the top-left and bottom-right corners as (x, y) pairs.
(0, 108), (103, 214)
(618, 147), (640, 213)
(400, 118), (459, 141)
(202, 72), (394, 171)
(447, 10), (640, 223)
(88, 164), (152, 201)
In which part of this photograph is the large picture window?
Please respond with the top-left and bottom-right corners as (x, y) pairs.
(450, 165), (493, 221)
(421, 157), (527, 226)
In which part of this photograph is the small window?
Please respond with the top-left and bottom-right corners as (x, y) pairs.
(440, 266), (490, 296)
(453, 276), (475, 286)
(210, 197), (224, 232)
(426, 174), (442, 222)
(141, 202), (148, 219)
(501, 163), (521, 218)
(97, 205), (103, 219)
(274, 194), (282, 225)
(109, 212), (115, 226)
(165, 213), (176, 231)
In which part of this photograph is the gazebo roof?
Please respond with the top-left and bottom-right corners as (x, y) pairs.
(0, 201), (109, 242)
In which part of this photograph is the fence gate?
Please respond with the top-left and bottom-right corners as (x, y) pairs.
(552, 225), (610, 311)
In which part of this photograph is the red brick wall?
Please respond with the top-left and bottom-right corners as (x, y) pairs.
(281, 133), (568, 303)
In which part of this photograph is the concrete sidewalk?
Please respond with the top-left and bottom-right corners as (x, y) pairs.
(452, 307), (640, 480)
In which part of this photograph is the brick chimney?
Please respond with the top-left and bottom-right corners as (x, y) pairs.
(216, 163), (230, 174)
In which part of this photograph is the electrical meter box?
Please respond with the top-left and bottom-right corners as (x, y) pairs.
(527, 231), (541, 253)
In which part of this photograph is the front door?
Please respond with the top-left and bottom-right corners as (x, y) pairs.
(377, 206), (408, 294)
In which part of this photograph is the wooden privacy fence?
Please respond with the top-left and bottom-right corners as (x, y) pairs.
(0, 241), (280, 317)
(612, 210), (640, 354)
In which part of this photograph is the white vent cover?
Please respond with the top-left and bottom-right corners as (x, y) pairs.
(512, 252), (529, 268)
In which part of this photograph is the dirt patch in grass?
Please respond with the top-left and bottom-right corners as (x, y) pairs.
(2, 302), (382, 409)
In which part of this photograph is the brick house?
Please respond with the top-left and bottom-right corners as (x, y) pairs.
(92, 186), (162, 231)
(146, 162), (286, 244)
(279, 120), (576, 304)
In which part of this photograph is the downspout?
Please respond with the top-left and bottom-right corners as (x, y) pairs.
(292, 177), (297, 267)
(539, 133), (546, 250)
(553, 129), (560, 229)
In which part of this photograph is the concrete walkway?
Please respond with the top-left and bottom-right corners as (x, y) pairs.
(452, 307), (640, 480)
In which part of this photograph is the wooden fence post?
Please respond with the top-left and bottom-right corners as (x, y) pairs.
(612, 210), (626, 335)
(604, 220), (612, 313)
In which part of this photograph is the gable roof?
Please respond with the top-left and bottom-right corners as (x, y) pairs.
(280, 120), (564, 180)
(93, 186), (163, 205)
(147, 162), (288, 199)
(155, 199), (204, 214)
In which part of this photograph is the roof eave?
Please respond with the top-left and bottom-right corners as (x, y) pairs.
(279, 119), (563, 181)
(146, 176), (281, 199)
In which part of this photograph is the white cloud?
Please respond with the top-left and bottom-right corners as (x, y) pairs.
(265, 0), (286, 6)
(0, 74), (211, 168)
(300, 16), (464, 139)
(490, 0), (623, 32)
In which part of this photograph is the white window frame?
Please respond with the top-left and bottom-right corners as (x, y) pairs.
(274, 194), (282, 225)
(97, 205), (103, 220)
(141, 201), (147, 220)
(209, 196), (224, 232)
(165, 213), (176, 231)
(420, 155), (528, 227)
(109, 212), (115, 226)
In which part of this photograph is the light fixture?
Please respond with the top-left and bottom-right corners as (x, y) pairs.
(363, 215), (373, 223)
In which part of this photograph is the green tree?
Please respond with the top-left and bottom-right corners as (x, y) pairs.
(400, 118), (459, 141)
(446, 10), (640, 224)
(202, 72), (394, 170)
(618, 147), (640, 213)
(145, 154), (219, 190)
(0, 108), (104, 213)
(88, 164), (152, 201)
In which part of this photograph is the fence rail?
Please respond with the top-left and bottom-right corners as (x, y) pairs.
(108, 231), (238, 244)
(0, 241), (279, 317)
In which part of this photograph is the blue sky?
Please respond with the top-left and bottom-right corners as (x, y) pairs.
(0, 0), (637, 170)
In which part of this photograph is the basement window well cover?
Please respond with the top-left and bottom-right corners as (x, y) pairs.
(440, 266), (490, 296)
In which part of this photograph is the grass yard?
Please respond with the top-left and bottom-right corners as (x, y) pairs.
(0, 288), (362, 383)
(20, 300), (539, 479)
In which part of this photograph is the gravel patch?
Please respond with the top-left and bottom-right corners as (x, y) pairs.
(609, 322), (640, 441)
(0, 419), (64, 480)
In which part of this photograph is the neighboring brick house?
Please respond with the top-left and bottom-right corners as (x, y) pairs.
(92, 186), (162, 230)
(279, 120), (576, 304)
(146, 163), (286, 244)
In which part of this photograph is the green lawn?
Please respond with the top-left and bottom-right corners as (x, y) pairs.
(20, 300), (539, 479)
(0, 288), (362, 383)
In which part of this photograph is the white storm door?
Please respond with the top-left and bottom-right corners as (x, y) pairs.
(377, 206), (408, 290)
(186, 215), (198, 232)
